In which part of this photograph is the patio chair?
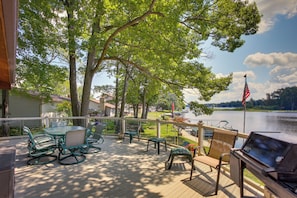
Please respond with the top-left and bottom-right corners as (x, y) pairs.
(58, 129), (88, 165)
(85, 124), (105, 153)
(23, 126), (57, 165)
(147, 137), (167, 155)
(124, 124), (142, 143)
(190, 129), (238, 195)
(50, 121), (67, 127)
(166, 142), (194, 169)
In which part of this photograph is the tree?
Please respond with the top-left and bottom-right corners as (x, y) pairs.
(18, 0), (261, 120)
(279, 87), (297, 110)
(17, 0), (68, 101)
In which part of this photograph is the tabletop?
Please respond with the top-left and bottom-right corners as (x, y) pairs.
(44, 126), (86, 137)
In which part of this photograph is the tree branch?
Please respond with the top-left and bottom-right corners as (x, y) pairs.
(104, 56), (182, 87)
(94, 0), (163, 72)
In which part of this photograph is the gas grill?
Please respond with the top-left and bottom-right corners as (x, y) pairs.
(230, 131), (297, 197)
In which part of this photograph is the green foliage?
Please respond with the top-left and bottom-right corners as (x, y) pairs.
(189, 101), (214, 115)
(16, 58), (67, 101)
(213, 86), (297, 111)
(18, 0), (261, 116)
(56, 101), (72, 116)
(17, 0), (68, 100)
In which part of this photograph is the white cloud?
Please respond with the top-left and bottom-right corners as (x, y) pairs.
(244, 52), (297, 67)
(244, 52), (297, 85)
(206, 52), (297, 104)
(254, 0), (297, 33)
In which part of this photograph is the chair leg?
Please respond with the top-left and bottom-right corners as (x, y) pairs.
(27, 154), (57, 165)
(190, 159), (195, 180)
(167, 151), (172, 162)
(215, 163), (222, 195)
(146, 140), (150, 151)
(168, 155), (175, 169)
(129, 134), (133, 143)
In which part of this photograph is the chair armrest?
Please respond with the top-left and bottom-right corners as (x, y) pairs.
(34, 134), (55, 144)
(219, 152), (231, 163)
(193, 145), (203, 156)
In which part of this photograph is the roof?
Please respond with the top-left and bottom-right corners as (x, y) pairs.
(0, 0), (18, 90)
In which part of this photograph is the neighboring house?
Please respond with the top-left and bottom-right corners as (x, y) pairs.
(0, 91), (116, 127)
(42, 95), (70, 118)
(99, 97), (115, 117)
(89, 99), (100, 115)
(90, 98), (115, 117)
(0, 91), (42, 127)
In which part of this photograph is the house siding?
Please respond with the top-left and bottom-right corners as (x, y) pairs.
(0, 92), (42, 127)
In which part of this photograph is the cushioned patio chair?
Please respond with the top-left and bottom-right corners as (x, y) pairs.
(147, 137), (167, 155)
(58, 129), (88, 165)
(85, 124), (105, 153)
(190, 129), (238, 195)
(23, 126), (57, 165)
(125, 124), (142, 143)
(166, 142), (195, 169)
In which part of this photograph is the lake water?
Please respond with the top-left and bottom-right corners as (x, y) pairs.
(184, 110), (297, 137)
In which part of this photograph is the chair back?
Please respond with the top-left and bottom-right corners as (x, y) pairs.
(64, 130), (86, 147)
(50, 122), (59, 127)
(92, 124), (105, 139)
(23, 126), (37, 145)
(207, 129), (237, 162)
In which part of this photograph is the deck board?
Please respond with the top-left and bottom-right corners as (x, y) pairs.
(0, 136), (262, 198)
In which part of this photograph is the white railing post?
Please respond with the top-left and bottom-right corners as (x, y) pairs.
(198, 120), (204, 155)
(85, 115), (89, 127)
(121, 118), (126, 139)
(45, 116), (49, 128)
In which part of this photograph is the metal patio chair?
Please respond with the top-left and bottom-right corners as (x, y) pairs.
(124, 124), (142, 143)
(23, 126), (57, 165)
(85, 124), (105, 153)
(58, 129), (88, 165)
(190, 129), (238, 195)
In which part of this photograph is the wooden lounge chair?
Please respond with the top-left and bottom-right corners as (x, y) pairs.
(58, 130), (88, 165)
(190, 129), (238, 195)
(23, 126), (57, 165)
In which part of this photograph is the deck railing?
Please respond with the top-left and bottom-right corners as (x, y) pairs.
(0, 116), (249, 146)
(0, 116), (263, 193)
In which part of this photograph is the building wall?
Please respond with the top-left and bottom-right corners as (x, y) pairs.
(89, 100), (100, 112)
(0, 92), (42, 127)
(9, 94), (41, 117)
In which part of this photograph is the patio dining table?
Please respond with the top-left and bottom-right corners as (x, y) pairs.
(43, 126), (86, 142)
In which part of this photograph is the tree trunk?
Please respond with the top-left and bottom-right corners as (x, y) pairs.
(81, 2), (101, 118)
(141, 87), (146, 119)
(145, 103), (149, 119)
(66, 1), (80, 125)
(119, 67), (129, 118)
(133, 104), (138, 118)
(81, 52), (95, 117)
(115, 62), (119, 118)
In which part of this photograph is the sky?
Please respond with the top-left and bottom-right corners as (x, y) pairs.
(93, 0), (297, 104)
(184, 0), (297, 104)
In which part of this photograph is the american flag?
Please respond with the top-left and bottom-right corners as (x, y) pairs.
(242, 76), (250, 106)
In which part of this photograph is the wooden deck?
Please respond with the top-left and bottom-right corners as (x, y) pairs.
(1, 136), (263, 198)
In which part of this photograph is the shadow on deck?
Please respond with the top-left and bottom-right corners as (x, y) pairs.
(0, 136), (262, 198)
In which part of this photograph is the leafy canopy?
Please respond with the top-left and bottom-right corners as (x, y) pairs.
(17, 0), (261, 115)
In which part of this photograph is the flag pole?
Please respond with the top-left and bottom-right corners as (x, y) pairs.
(243, 98), (246, 133)
(242, 74), (250, 133)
